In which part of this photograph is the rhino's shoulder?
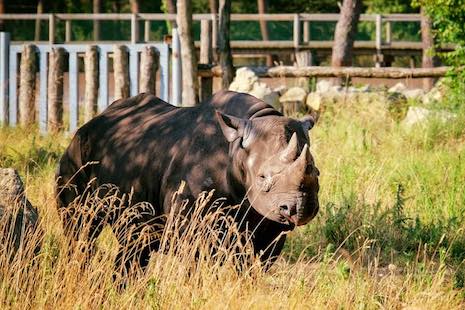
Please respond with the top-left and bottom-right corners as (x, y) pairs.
(208, 90), (282, 120)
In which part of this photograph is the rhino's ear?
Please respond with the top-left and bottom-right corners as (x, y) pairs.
(300, 115), (316, 132)
(215, 111), (248, 143)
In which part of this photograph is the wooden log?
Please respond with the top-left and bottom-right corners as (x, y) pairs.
(177, 0), (199, 106)
(18, 44), (37, 126)
(218, 0), (234, 89)
(84, 45), (98, 122)
(47, 47), (65, 132)
(139, 46), (159, 95)
(199, 19), (213, 101)
(197, 65), (451, 79)
(113, 45), (130, 100)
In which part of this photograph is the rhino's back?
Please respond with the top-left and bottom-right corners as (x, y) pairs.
(63, 93), (224, 208)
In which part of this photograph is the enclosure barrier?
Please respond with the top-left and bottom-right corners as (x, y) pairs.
(0, 13), (455, 59)
(196, 64), (452, 79)
(0, 35), (170, 133)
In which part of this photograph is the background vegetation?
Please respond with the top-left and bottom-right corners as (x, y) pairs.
(1, 85), (464, 307)
(1, 0), (421, 43)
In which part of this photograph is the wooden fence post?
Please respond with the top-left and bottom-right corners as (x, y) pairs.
(84, 45), (98, 122)
(113, 45), (130, 100)
(375, 14), (383, 67)
(18, 44), (37, 126)
(199, 19), (213, 101)
(171, 28), (182, 106)
(65, 20), (72, 42)
(47, 47), (64, 132)
(295, 51), (312, 91)
(48, 14), (56, 45)
(139, 46), (159, 95)
(0, 32), (9, 126)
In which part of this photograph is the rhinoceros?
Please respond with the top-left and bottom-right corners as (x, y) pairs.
(56, 90), (319, 272)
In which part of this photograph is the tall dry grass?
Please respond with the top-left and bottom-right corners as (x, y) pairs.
(0, 183), (464, 309)
(1, 94), (465, 308)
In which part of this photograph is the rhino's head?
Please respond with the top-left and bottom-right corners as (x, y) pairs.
(217, 112), (319, 229)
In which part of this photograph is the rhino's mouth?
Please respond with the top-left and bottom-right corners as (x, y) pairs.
(278, 194), (319, 228)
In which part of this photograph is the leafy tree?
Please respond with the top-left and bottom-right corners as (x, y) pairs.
(416, 0), (465, 109)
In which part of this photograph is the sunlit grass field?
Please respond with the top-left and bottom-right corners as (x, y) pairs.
(1, 93), (464, 308)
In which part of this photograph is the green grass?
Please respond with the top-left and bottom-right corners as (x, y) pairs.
(1, 93), (465, 308)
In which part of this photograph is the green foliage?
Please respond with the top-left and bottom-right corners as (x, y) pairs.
(283, 93), (465, 269)
(416, 0), (465, 107)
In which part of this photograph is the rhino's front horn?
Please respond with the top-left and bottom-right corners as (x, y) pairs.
(280, 132), (298, 163)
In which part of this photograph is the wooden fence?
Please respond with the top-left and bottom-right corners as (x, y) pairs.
(0, 13), (455, 62)
(0, 32), (170, 133)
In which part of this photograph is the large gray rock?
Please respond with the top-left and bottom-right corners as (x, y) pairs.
(403, 89), (425, 100)
(0, 168), (39, 251)
(388, 82), (407, 93)
(402, 106), (457, 128)
(229, 67), (281, 110)
(279, 87), (308, 115)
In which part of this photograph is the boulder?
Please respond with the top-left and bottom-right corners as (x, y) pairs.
(279, 87), (308, 115)
(229, 67), (281, 110)
(306, 92), (323, 112)
(316, 80), (333, 93)
(403, 89), (425, 100)
(388, 82), (407, 93)
(279, 87), (307, 104)
(250, 83), (280, 110)
(228, 67), (258, 93)
(402, 106), (457, 128)
(0, 168), (39, 251)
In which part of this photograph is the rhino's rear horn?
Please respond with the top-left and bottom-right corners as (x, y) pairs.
(292, 144), (309, 171)
(280, 132), (298, 163)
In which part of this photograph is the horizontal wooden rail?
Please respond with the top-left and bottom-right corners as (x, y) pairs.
(197, 65), (452, 79)
(0, 13), (424, 22)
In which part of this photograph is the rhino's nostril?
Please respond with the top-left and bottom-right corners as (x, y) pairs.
(280, 205), (296, 217)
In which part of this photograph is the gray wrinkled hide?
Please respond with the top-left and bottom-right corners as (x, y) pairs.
(0, 168), (39, 251)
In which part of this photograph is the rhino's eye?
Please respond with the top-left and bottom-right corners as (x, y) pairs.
(258, 174), (272, 192)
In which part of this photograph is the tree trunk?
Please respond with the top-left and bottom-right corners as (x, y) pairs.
(209, 0), (218, 14)
(93, 0), (102, 41)
(218, 0), (234, 89)
(163, 0), (177, 28)
(0, 0), (4, 32)
(130, 0), (140, 13)
(84, 45), (99, 122)
(34, 0), (43, 41)
(176, 0), (199, 106)
(420, 7), (438, 91)
(257, 0), (274, 66)
(331, 0), (362, 85)
(18, 45), (37, 126)
(47, 48), (65, 133)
